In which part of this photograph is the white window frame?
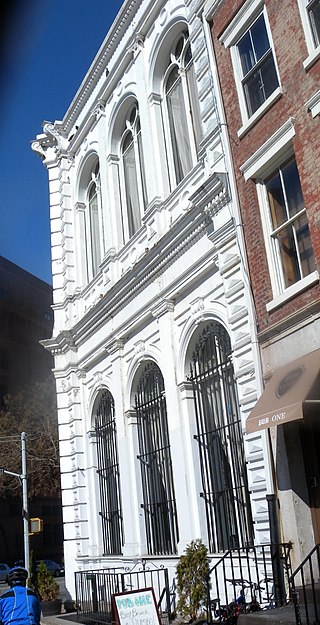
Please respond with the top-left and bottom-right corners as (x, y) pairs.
(240, 118), (318, 310)
(297, 0), (320, 69)
(85, 168), (103, 281)
(220, 0), (282, 137)
(87, 179), (101, 277)
(119, 106), (146, 242)
(162, 31), (200, 190)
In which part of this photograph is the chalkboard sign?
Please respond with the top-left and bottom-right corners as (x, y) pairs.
(112, 588), (161, 625)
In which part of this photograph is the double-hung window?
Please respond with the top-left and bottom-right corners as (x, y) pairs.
(298, 0), (320, 67)
(220, 2), (281, 133)
(237, 12), (279, 118)
(241, 119), (318, 306)
(264, 157), (315, 290)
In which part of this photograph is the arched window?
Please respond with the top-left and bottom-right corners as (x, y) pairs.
(120, 105), (147, 240)
(94, 390), (124, 555)
(83, 160), (102, 281)
(189, 323), (253, 552)
(135, 362), (179, 555)
(164, 31), (202, 188)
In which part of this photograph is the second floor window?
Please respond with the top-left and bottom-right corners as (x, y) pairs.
(121, 106), (147, 241)
(237, 12), (279, 118)
(264, 156), (315, 290)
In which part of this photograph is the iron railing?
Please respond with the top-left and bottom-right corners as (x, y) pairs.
(289, 543), (320, 625)
(189, 322), (253, 552)
(95, 390), (124, 556)
(75, 561), (173, 625)
(135, 362), (179, 556)
(204, 542), (292, 624)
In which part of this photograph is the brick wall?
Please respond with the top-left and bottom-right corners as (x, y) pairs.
(210, 0), (320, 337)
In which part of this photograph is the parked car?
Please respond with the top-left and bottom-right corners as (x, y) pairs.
(36, 559), (64, 577)
(0, 563), (10, 583)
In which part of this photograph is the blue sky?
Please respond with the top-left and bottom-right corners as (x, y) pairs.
(0, 0), (123, 285)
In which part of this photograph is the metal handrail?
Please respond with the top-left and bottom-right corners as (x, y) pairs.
(204, 542), (293, 624)
(289, 543), (320, 625)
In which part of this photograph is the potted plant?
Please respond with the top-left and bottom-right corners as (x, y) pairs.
(176, 539), (210, 623)
(36, 560), (62, 616)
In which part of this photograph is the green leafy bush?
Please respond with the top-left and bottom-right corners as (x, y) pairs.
(36, 561), (59, 601)
(176, 539), (210, 622)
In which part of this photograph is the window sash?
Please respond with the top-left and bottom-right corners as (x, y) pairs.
(266, 158), (315, 290)
(242, 50), (279, 117)
(237, 12), (279, 118)
(307, 0), (320, 46)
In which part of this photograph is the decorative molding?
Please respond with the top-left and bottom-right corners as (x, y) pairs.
(105, 338), (124, 356)
(134, 340), (146, 354)
(240, 117), (295, 180)
(203, 0), (224, 20)
(91, 99), (106, 120)
(151, 299), (175, 319)
(220, 0), (264, 47)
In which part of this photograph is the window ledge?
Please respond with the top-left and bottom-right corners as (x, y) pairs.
(303, 45), (320, 71)
(237, 88), (282, 139)
(266, 271), (319, 312)
(305, 89), (320, 118)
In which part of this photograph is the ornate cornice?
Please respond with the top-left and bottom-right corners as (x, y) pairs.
(31, 121), (68, 165)
(151, 299), (175, 319)
(61, 0), (141, 134)
(40, 331), (76, 355)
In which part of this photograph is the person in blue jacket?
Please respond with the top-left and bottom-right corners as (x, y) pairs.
(0, 566), (41, 625)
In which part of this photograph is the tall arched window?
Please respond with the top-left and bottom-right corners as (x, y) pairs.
(164, 31), (202, 188)
(85, 161), (102, 280)
(121, 105), (147, 240)
(135, 362), (179, 555)
(189, 323), (253, 552)
(94, 390), (124, 555)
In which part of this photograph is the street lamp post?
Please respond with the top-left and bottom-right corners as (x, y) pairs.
(0, 432), (29, 574)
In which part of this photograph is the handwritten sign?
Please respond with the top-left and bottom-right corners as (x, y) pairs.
(112, 588), (161, 625)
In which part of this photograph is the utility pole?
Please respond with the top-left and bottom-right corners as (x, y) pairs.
(21, 432), (29, 574)
(0, 432), (29, 574)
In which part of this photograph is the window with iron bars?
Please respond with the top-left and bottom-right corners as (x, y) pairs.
(189, 323), (253, 552)
(95, 390), (124, 555)
(135, 362), (179, 555)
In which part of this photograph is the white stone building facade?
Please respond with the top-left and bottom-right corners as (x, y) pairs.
(32, 0), (273, 600)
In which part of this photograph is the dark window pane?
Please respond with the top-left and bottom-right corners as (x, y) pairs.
(266, 171), (287, 229)
(238, 30), (255, 75)
(275, 224), (300, 288)
(251, 13), (270, 61)
(295, 213), (316, 277)
(238, 14), (270, 76)
(244, 52), (278, 116)
(282, 159), (304, 218)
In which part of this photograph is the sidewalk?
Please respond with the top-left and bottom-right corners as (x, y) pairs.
(42, 614), (79, 625)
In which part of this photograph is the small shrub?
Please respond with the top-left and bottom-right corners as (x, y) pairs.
(36, 561), (59, 601)
(176, 539), (210, 622)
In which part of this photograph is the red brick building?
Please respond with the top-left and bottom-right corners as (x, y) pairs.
(205, 0), (320, 569)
